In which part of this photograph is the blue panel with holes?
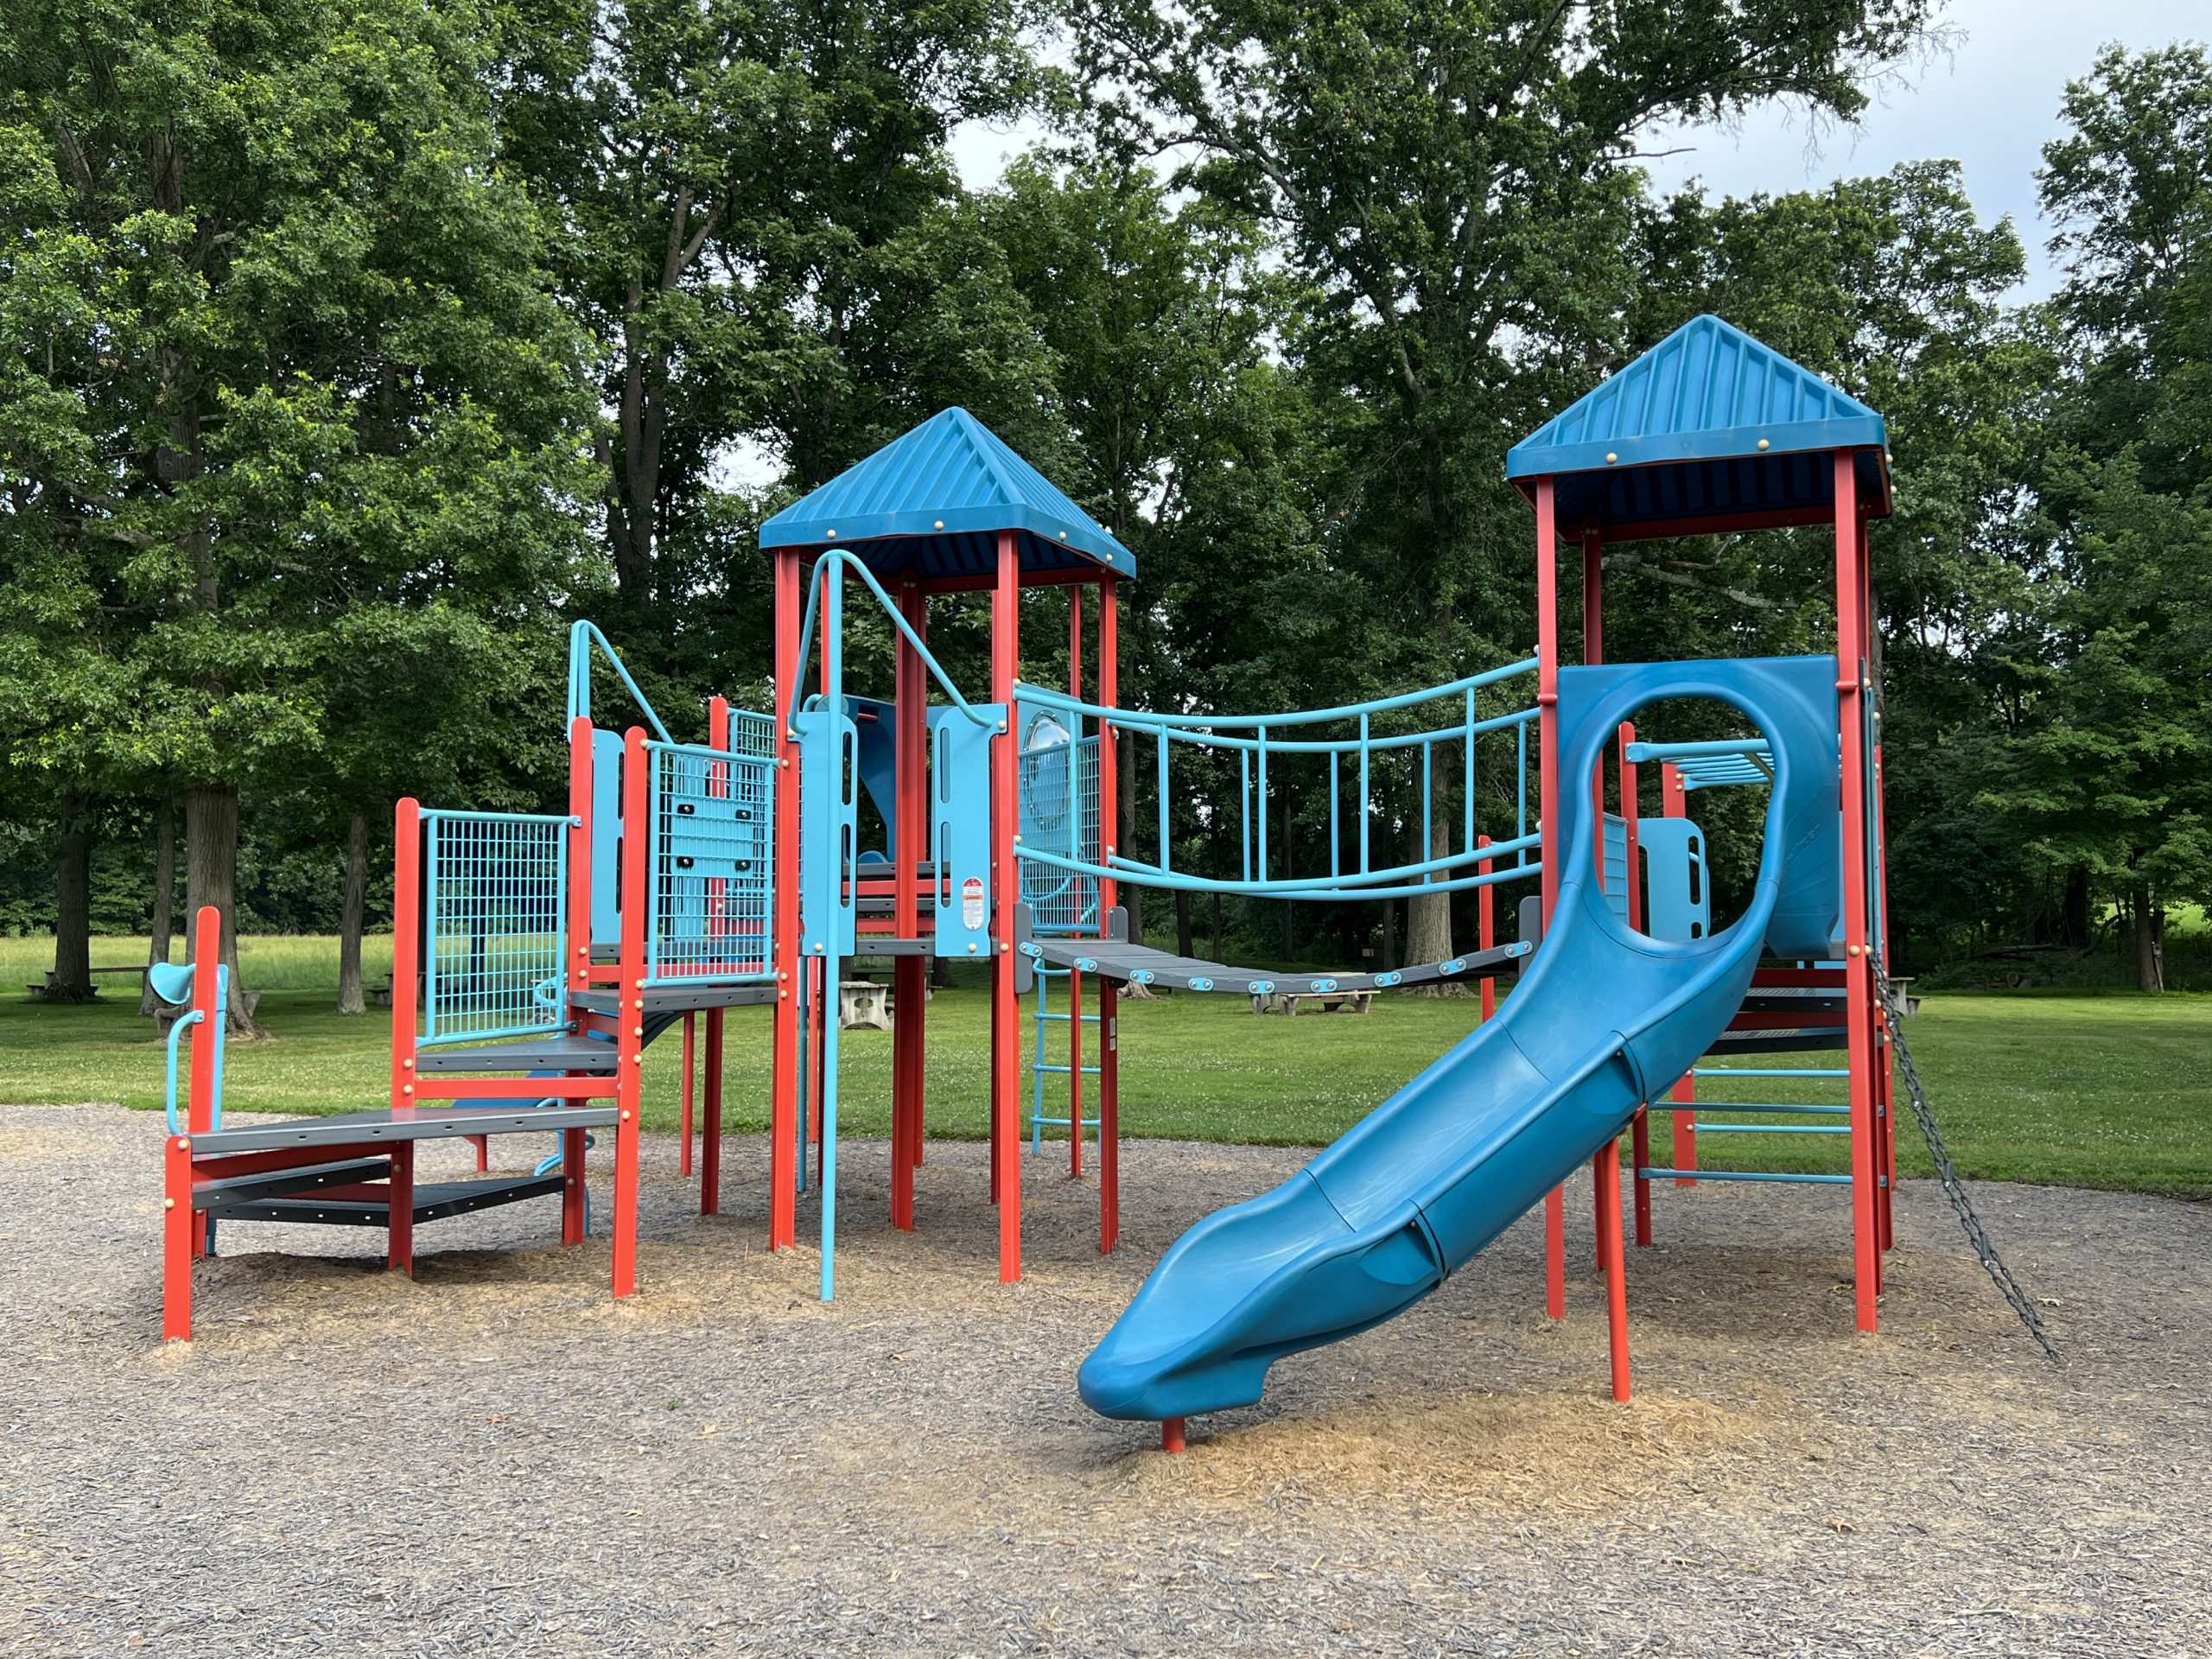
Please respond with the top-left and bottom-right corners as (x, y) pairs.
(931, 705), (1001, 960)
(1640, 817), (1711, 941)
(798, 707), (860, 957)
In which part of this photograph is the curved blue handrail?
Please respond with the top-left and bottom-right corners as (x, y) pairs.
(162, 965), (228, 1135)
(1011, 658), (1536, 732)
(785, 551), (996, 734)
(568, 620), (674, 743)
(162, 1009), (202, 1136)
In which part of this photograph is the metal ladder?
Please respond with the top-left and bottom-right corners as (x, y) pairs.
(1637, 1061), (1862, 1185)
(1027, 963), (1101, 1149)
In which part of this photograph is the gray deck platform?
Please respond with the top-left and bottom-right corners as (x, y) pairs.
(1024, 935), (1531, 995)
(568, 983), (776, 1017)
(191, 1103), (618, 1155)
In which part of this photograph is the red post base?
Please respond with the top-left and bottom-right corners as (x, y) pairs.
(1543, 1185), (1566, 1319)
(1161, 1417), (1186, 1454)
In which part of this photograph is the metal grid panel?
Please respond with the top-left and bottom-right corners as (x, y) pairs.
(727, 709), (776, 760)
(1020, 731), (1099, 936)
(646, 741), (775, 983)
(423, 812), (569, 1044)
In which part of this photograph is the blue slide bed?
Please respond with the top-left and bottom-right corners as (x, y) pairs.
(1078, 655), (1846, 1424)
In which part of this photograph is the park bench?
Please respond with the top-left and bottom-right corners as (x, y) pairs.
(1250, 988), (1374, 1017)
(28, 963), (146, 996)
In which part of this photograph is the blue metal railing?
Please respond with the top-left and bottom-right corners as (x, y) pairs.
(568, 620), (674, 742)
(1010, 660), (1542, 903)
(643, 739), (776, 986)
(421, 810), (573, 1046)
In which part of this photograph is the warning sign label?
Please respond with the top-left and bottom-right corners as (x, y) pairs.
(962, 876), (986, 931)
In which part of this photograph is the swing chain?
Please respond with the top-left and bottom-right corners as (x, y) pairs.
(1878, 976), (2060, 1363)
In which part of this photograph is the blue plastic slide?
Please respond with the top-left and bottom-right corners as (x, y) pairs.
(1078, 656), (1846, 1423)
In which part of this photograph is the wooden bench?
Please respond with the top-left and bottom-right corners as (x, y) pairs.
(27, 964), (147, 996)
(1251, 989), (1374, 1017)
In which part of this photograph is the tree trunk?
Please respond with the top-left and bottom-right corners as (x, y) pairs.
(49, 791), (94, 1001)
(1279, 899), (1294, 961)
(139, 799), (177, 1016)
(2133, 881), (2163, 994)
(2060, 866), (2091, 950)
(337, 809), (368, 1015)
(1210, 891), (1224, 958)
(1405, 748), (1456, 979)
(1382, 897), (1398, 971)
(1175, 889), (1193, 959)
(186, 785), (260, 1034)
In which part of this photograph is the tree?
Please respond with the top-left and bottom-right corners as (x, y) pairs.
(1066, 0), (1939, 963)
(3, 0), (593, 1027)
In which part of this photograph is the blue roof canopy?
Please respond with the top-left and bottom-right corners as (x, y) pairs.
(759, 407), (1135, 582)
(1507, 315), (1891, 537)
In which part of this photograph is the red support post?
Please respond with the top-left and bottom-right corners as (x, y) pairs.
(386, 1141), (416, 1277)
(1098, 575), (1120, 1254)
(1535, 481), (1565, 1319)
(1621, 718), (1650, 1245)
(391, 803), (421, 1119)
(1596, 1135), (1630, 1402)
(1834, 454), (1880, 1333)
(769, 550), (802, 1251)
(613, 727), (649, 1299)
(990, 529), (1022, 1281)
(703, 696), (728, 1218)
(1161, 1417), (1185, 1455)
(562, 1125), (588, 1244)
(162, 1128), (194, 1340)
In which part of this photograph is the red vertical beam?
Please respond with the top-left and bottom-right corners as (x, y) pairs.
(162, 1128), (194, 1339)
(613, 727), (649, 1299)
(1834, 454), (1879, 1333)
(1068, 586), (1084, 1178)
(391, 802), (421, 1117)
(386, 1141), (415, 1277)
(561, 1124), (588, 1243)
(1535, 480), (1565, 1320)
(1661, 760), (1698, 1184)
(1583, 528), (1606, 1273)
(1097, 575), (1120, 1255)
(990, 530), (1022, 1281)
(1864, 521), (1897, 1255)
(1477, 835), (1496, 1023)
(1620, 718), (1650, 1245)
(893, 577), (926, 1229)
(769, 550), (802, 1251)
(1597, 1136), (1630, 1402)
(186, 903), (221, 1261)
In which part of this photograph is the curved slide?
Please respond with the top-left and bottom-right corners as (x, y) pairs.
(1078, 655), (1845, 1423)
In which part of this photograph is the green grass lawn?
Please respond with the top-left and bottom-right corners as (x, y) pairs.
(3, 935), (2207, 1196)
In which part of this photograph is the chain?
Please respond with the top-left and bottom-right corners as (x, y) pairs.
(1878, 976), (2061, 1363)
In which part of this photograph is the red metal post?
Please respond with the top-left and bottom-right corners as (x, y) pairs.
(893, 577), (926, 1228)
(991, 529), (1022, 1281)
(1536, 481), (1566, 1319)
(162, 1128), (194, 1339)
(769, 550), (802, 1250)
(1161, 1417), (1185, 1454)
(679, 1012), (696, 1176)
(562, 1124), (588, 1244)
(1597, 1135), (1630, 1402)
(1621, 718), (1650, 1244)
(386, 1141), (415, 1277)
(391, 803), (421, 1119)
(613, 727), (649, 1299)
(1583, 526), (1609, 1273)
(703, 696), (728, 1218)
(1834, 454), (1879, 1332)
(1098, 575), (1120, 1254)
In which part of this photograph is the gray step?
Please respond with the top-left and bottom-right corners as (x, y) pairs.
(219, 1173), (567, 1228)
(193, 1103), (618, 1154)
(415, 1036), (617, 1074)
(194, 1156), (391, 1213)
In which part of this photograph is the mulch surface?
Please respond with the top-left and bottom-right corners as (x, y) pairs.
(1, 1103), (2204, 1656)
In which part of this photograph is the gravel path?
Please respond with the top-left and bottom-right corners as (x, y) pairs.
(1, 1102), (2205, 1657)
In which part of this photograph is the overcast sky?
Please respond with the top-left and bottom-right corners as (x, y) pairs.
(950, 1), (2202, 299)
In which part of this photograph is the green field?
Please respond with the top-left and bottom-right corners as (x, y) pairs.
(3, 936), (2207, 1196)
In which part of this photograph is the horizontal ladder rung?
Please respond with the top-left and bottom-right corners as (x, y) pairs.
(1032, 1065), (1103, 1077)
(1693, 1123), (1850, 1135)
(1692, 1066), (1850, 1078)
(1672, 1102), (1848, 1116)
(1029, 1116), (1103, 1129)
(1637, 1167), (1857, 1185)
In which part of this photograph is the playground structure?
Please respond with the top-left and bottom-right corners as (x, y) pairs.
(154, 316), (1903, 1452)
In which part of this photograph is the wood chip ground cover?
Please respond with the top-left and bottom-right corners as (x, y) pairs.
(1, 1103), (2204, 1656)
